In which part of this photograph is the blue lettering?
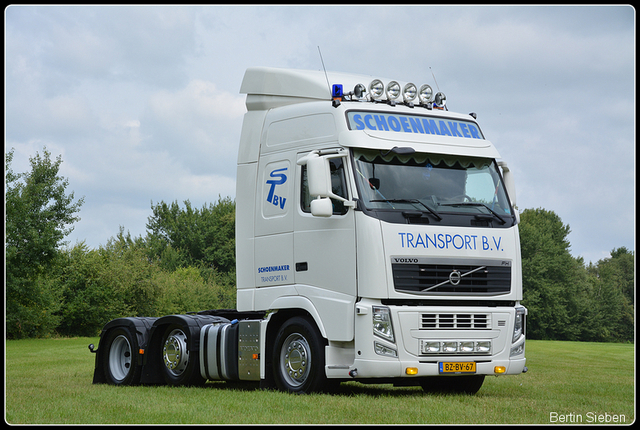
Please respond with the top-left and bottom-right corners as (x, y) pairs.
(493, 236), (502, 251)
(350, 112), (483, 139)
(422, 118), (441, 135)
(364, 114), (376, 130)
(448, 121), (463, 137)
(399, 116), (412, 133)
(467, 235), (478, 250)
(374, 115), (389, 131)
(409, 117), (424, 134)
(459, 123), (471, 138)
(425, 233), (437, 248)
(397, 233), (485, 251)
(352, 114), (365, 130)
(388, 116), (401, 132)
(266, 168), (287, 207)
(398, 232), (406, 247)
(406, 232), (415, 248)
(445, 234), (453, 248)
(453, 234), (464, 249)
(439, 121), (452, 136)
(468, 124), (482, 139)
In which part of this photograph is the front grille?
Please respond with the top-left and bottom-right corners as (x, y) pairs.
(421, 313), (490, 330)
(392, 263), (511, 295)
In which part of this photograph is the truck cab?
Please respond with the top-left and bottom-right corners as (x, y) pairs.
(235, 67), (526, 392)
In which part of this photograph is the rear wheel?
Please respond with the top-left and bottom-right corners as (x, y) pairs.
(420, 375), (485, 395)
(272, 316), (328, 394)
(103, 327), (141, 385)
(160, 324), (205, 386)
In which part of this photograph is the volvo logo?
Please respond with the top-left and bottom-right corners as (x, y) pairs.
(449, 270), (462, 285)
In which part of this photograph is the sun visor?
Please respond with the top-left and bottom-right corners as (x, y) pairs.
(339, 130), (501, 160)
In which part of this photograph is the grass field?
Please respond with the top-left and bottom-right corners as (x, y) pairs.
(5, 337), (635, 424)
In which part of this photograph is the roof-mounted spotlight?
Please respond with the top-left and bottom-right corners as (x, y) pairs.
(403, 83), (417, 104)
(353, 83), (367, 100)
(385, 81), (401, 101)
(369, 79), (384, 100)
(434, 91), (447, 109)
(418, 84), (433, 106)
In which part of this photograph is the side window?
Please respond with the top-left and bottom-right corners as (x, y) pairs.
(301, 157), (348, 215)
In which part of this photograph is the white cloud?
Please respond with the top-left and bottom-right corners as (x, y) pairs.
(5, 5), (634, 259)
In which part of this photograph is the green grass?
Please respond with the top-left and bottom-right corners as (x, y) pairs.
(5, 338), (635, 424)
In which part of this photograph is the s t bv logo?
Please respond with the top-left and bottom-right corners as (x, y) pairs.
(266, 168), (287, 209)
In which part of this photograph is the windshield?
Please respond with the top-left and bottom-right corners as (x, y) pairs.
(353, 149), (514, 227)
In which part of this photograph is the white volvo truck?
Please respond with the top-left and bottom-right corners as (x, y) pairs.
(90, 67), (527, 394)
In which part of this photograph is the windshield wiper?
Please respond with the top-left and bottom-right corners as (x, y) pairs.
(370, 198), (442, 221)
(439, 202), (507, 224)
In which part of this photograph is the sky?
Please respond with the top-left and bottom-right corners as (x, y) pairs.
(4, 5), (635, 264)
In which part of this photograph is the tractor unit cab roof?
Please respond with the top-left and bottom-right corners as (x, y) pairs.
(240, 67), (448, 112)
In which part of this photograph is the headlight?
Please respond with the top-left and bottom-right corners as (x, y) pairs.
(513, 307), (526, 342)
(372, 306), (395, 342)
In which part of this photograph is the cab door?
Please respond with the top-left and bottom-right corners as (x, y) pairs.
(293, 150), (357, 341)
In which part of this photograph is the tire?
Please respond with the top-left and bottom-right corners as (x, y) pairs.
(103, 327), (141, 386)
(420, 375), (485, 395)
(272, 316), (328, 394)
(160, 324), (205, 386)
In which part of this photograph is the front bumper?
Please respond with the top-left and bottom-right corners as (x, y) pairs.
(332, 300), (526, 379)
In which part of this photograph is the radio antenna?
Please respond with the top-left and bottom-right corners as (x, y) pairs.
(318, 46), (331, 96)
(429, 67), (441, 91)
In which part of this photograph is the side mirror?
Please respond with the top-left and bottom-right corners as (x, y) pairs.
(310, 197), (333, 217)
(498, 161), (516, 208)
(306, 154), (330, 198)
(298, 150), (355, 217)
(498, 161), (519, 223)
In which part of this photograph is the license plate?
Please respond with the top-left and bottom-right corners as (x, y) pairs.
(439, 362), (476, 374)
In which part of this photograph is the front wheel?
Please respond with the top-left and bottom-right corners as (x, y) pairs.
(103, 327), (141, 385)
(160, 324), (205, 386)
(272, 316), (328, 394)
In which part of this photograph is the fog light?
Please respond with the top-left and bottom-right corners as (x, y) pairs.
(494, 366), (506, 374)
(476, 341), (491, 353)
(510, 343), (524, 357)
(443, 341), (458, 353)
(422, 341), (441, 354)
(374, 341), (397, 358)
(405, 367), (418, 375)
(459, 341), (474, 353)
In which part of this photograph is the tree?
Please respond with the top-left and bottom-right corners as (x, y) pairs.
(518, 208), (585, 340)
(145, 197), (236, 285)
(519, 209), (635, 342)
(5, 148), (84, 338)
(586, 247), (635, 341)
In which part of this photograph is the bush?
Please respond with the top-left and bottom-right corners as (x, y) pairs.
(154, 267), (236, 316)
